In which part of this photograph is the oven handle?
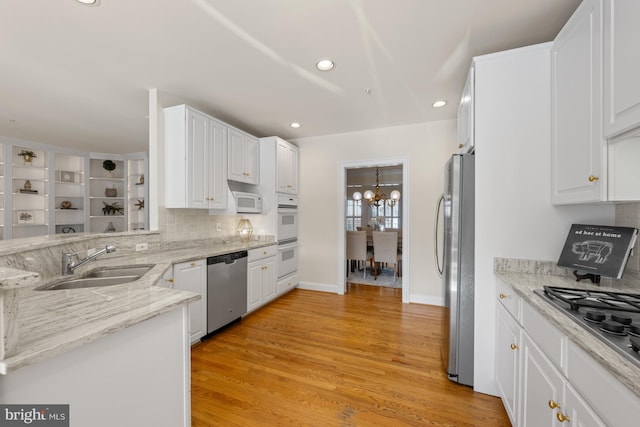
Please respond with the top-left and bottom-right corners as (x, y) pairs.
(278, 239), (298, 248)
(277, 207), (298, 213)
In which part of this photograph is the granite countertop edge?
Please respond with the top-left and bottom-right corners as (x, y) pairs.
(0, 239), (277, 375)
(495, 258), (640, 399)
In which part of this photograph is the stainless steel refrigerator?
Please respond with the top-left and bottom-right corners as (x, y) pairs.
(435, 153), (474, 386)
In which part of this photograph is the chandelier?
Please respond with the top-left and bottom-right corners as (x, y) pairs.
(352, 167), (401, 207)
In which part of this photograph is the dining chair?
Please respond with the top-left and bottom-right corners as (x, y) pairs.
(346, 231), (371, 278)
(371, 231), (400, 281)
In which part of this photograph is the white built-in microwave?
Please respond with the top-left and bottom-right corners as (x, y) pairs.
(232, 191), (262, 214)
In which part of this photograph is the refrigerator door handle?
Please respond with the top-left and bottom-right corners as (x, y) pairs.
(434, 193), (444, 277)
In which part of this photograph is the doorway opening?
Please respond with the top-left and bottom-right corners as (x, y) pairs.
(338, 158), (409, 303)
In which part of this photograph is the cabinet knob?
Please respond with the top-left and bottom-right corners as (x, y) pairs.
(556, 412), (571, 423)
(548, 400), (560, 409)
(588, 175), (599, 182)
(499, 293), (507, 299)
(510, 343), (519, 350)
(458, 144), (464, 149)
(191, 262), (196, 267)
(168, 278), (174, 283)
(262, 265), (267, 270)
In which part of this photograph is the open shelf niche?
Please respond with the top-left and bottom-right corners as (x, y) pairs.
(89, 158), (126, 233)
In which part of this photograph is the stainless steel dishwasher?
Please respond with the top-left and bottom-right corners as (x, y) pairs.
(207, 250), (248, 334)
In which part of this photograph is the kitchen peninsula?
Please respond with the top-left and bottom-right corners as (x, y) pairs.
(0, 231), (274, 427)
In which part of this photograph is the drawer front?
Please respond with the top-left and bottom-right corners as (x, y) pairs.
(567, 341), (640, 427)
(522, 301), (566, 370)
(277, 272), (298, 296)
(248, 245), (278, 263)
(496, 278), (522, 321)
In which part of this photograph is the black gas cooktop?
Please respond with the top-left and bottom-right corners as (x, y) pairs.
(535, 286), (640, 368)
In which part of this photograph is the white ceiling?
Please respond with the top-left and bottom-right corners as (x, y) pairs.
(0, 0), (580, 154)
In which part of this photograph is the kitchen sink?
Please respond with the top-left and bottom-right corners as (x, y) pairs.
(37, 265), (154, 291)
(41, 276), (140, 290)
(85, 265), (154, 278)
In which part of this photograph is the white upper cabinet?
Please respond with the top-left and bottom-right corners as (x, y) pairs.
(603, 0), (640, 137)
(228, 128), (259, 185)
(457, 66), (475, 153)
(551, 0), (606, 204)
(551, 0), (640, 203)
(276, 138), (299, 194)
(164, 105), (228, 210)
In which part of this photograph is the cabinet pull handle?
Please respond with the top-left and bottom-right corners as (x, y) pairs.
(556, 412), (570, 423)
(588, 175), (599, 182)
(499, 293), (507, 299)
(548, 400), (560, 409)
(510, 343), (519, 350)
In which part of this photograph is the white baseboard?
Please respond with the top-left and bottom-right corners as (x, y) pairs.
(297, 281), (443, 306)
(297, 281), (339, 293)
(408, 294), (444, 306)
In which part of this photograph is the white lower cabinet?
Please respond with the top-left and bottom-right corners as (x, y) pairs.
(520, 332), (606, 426)
(247, 246), (277, 313)
(564, 382), (608, 427)
(157, 265), (175, 289)
(495, 279), (639, 426)
(496, 304), (521, 425)
(173, 259), (207, 344)
(566, 340), (640, 427)
(520, 332), (566, 427)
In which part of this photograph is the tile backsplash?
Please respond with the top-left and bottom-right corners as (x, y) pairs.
(615, 202), (640, 274)
(158, 208), (244, 242)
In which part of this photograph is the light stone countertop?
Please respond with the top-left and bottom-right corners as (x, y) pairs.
(495, 259), (640, 399)
(0, 238), (276, 375)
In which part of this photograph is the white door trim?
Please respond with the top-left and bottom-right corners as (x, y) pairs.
(338, 157), (409, 303)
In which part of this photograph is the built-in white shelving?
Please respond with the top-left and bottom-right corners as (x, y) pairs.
(11, 146), (48, 239)
(54, 153), (86, 234)
(0, 138), (147, 240)
(127, 158), (147, 231)
(89, 158), (126, 233)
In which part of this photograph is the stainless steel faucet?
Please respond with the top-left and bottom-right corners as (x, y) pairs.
(62, 244), (116, 275)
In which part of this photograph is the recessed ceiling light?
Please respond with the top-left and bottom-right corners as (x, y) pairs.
(432, 100), (447, 108)
(290, 122), (301, 129)
(316, 59), (335, 71)
(76, 0), (100, 6)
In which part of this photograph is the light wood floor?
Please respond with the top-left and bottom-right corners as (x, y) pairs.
(191, 284), (510, 426)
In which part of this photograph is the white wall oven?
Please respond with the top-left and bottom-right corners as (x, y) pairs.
(277, 194), (298, 279)
(277, 240), (298, 279)
(277, 195), (298, 242)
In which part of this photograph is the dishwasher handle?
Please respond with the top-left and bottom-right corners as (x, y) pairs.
(207, 250), (248, 265)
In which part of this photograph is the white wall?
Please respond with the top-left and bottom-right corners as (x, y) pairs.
(473, 44), (615, 395)
(293, 119), (458, 303)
